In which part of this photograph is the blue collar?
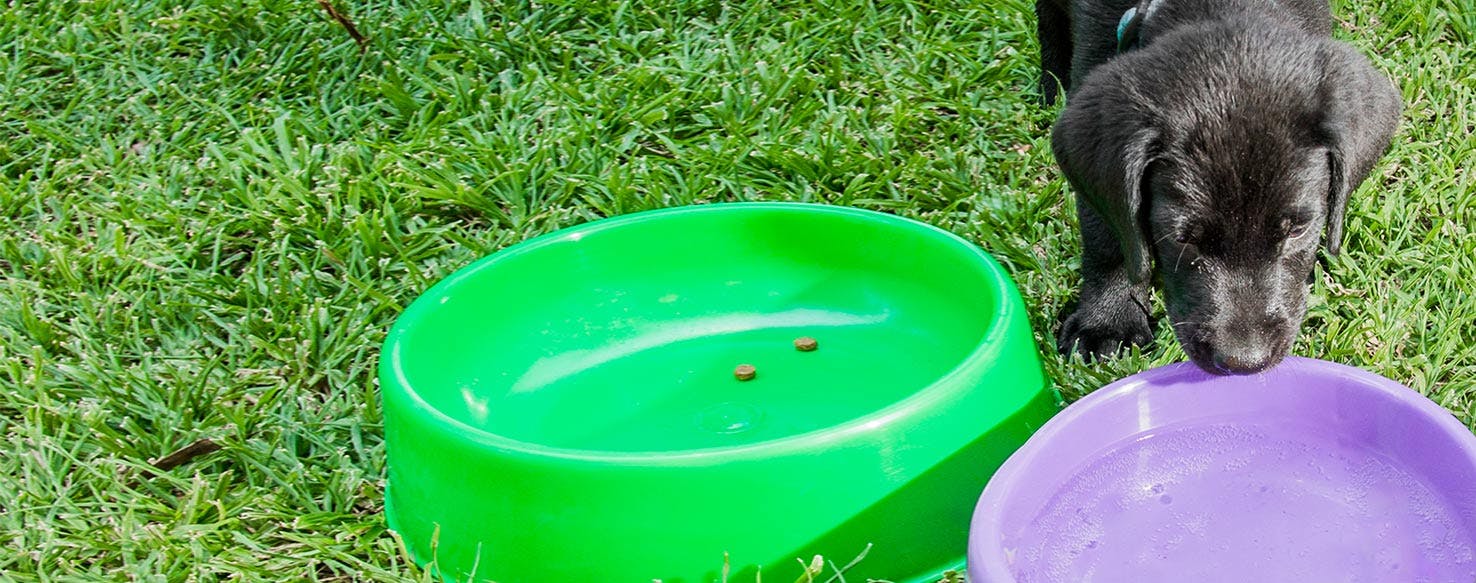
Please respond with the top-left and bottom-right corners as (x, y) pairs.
(1116, 0), (1159, 53)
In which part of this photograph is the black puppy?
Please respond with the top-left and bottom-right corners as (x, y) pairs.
(1040, 0), (1401, 374)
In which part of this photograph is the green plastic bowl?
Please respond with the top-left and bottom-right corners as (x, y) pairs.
(380, 203), (1055, 582)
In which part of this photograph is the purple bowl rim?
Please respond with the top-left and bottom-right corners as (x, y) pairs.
(968, 355), (1476, 582)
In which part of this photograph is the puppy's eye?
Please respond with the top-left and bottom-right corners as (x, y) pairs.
(1283, 218), (1312, 240)
(1174, 230), (1197, 246)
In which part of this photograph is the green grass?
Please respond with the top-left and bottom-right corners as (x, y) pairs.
(1, 0), (1472, 580)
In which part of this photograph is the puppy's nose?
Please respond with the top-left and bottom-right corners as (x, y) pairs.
(1211, 343), (1277, 375)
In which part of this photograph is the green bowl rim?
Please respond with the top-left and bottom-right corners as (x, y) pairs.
(379, 202), (1030, 462)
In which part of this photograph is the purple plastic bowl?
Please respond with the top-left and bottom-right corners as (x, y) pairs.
(969, 356), (1476, 582)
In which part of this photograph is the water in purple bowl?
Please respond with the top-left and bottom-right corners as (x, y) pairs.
(969, 357), (1476, 582)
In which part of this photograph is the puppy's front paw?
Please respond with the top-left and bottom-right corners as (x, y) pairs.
(1057, 300), (1153, 360)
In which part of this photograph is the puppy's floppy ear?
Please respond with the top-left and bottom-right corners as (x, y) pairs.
(1318, 42), (1401, 256)
(1051, 70), (1157, 283)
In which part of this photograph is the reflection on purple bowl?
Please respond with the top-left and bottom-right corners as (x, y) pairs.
(969, 357), (1476, 582)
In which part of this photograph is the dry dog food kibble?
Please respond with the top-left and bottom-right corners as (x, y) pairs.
(734, 364), (757, 381)
(794, 336), (819, 352)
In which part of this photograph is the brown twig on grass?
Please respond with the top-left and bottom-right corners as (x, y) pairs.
(316, 0), (368, 51)
(146, 438), (222, 475)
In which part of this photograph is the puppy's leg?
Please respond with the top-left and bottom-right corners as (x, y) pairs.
(1036, 0), (1072, 106)
(1058, 202), (1154, 358)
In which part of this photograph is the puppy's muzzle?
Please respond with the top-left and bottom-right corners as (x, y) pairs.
(1206, 317), (1291, 374)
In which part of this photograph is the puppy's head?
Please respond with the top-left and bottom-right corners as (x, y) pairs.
(1052, 26), (1400, 374)
(1144, 117), (1333, 374)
